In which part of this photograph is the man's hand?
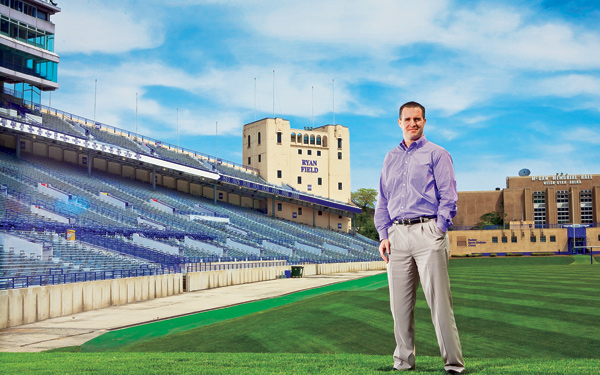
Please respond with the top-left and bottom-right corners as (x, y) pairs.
(379, 239), (390, 264)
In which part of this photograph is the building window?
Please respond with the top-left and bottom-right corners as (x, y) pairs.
(298, 208), (302, 215)
(530, 235), (536, 242)
(337, 138), (342, 149)
(258, 154), (261, 163)
(277, 170), (282, 178)
(318, 210), (322, 216)
(316, 136), (321, 145)
(247, 157), (251, 165)
(338, 152), (342, 160)
(550, 235), (556, 242)
(322, 136), (328, 147)
(310, 135), (315, 145)
(291, 132), (296, 143)
(258, 132), (261, 145)
(580, 190), (592, 224)
(298, 149), (302, 155)
(298, 176), (302, 184)
(297, 133), (302, 143)
(338, 182), (342, 190)
(533, 191), (546, 226)
(307, 150), (312, 155)
(501, 236), (507, 243)
(247, 135), (251, 148)
(318, 178), (322, 185)
(511, 236), (517, 243)
(492, 236), (498, 243)
(540, 235), (546, 242)
(304, 134), (309, 144)
(557, 190), (569, 224)
(307, 185), (312, 191)
(277, 203), (282, 211)
(317, 150), (321, 156)
(277, 132), (282, 144)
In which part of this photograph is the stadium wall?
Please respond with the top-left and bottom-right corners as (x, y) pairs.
(0, 273), (183, 329)
(0, 261), (385, 328)
(185, 261), (386, 292)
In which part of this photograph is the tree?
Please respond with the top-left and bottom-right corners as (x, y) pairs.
(351, 188), (379, 241)
(351, 188), (377, 210)
(473, 211), (505, 230)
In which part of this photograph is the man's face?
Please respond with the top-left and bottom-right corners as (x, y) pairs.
(398, 107), (426, 143)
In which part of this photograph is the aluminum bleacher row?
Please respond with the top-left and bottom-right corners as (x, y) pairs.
(0, 106), (378, 290)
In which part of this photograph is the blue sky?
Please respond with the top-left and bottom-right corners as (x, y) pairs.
(49, 0), (600, 193)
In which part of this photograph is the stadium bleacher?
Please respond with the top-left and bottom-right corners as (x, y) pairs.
(0, 103), (378, 290)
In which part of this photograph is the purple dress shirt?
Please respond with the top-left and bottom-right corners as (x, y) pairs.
(374, 135), (457, 241)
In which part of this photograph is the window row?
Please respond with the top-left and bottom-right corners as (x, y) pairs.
(290, 133), (329, 146)
(247, 132), (262, 148)
(491, 235), (556, 243)
(0, 15), (54, 52)
(0, 0), (49, 21)
(298, 149), (322, 156)
(0, 44), (57, 82)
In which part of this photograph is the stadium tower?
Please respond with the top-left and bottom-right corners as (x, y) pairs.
(0, 0), (60, 105)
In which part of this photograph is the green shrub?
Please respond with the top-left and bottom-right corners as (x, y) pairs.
(531, 252), (554, 256)
(490, 253), (497, 257)
(469, 253), (482, 257)
(506, 252), (524, 257)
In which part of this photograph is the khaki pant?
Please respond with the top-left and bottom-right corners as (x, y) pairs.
(387, 220), (464, 372)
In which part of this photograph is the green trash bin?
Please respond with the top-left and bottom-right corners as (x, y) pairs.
(291, 265), (304, 278)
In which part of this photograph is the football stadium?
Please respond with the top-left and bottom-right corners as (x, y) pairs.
(1, 2), (600, 374)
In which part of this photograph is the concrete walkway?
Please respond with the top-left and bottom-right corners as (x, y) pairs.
(0, 270), (385, 352)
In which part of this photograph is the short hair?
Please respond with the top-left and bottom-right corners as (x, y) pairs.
(399, 101), (426, 119)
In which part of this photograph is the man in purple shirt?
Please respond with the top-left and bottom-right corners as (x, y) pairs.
(375, 101), (464, 374)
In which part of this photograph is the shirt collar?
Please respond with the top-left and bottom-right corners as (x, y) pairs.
(399, 135), (427, 151)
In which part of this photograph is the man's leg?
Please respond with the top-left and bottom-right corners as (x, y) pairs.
(387, 224), (420, 370)
(413, 220), (465, 373)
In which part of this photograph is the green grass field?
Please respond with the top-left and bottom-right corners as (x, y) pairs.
(2, 255), (599, 374)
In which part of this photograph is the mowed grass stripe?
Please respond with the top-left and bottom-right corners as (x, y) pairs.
(449, 299), (600, 342)
(451, 284), (600, 307)
(450, 289), (600, 318)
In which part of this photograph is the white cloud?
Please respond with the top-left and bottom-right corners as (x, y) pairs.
(54, 0), (164, 54)
(565, 128), (600, 145)
(242, 1), (600, 72)
(536, 74), (600, 97)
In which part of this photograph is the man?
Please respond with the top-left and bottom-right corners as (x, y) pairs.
(374, 101), (465, 374)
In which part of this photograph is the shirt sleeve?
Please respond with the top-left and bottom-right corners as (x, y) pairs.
(433, 149), (458, 232)
(374, 159), (393, 241)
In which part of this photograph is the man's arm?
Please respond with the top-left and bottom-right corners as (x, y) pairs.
(374, 162), (393, 263)
(433, 149), (458, 233)
(374, 169), (393, 241)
